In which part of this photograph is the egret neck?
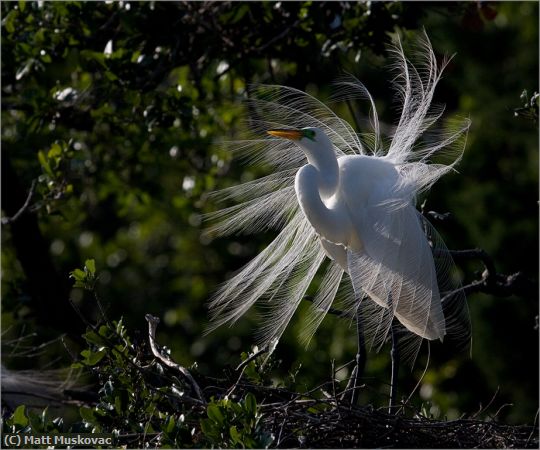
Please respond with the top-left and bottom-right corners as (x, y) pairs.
(301, 143), (339, 201)
(287, 128), (351, 248)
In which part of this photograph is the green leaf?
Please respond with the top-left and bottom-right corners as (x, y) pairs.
(12, 405), (28, 427)
(230, 4), (249, 24)
(130, 50), (141, 63)
(200, 418), (217, 439)
(114, 391), (127, 415)
(230, 402), (243, 415)
(244, 393), (256, 415)
(27, 409), (43, 432)
(84, 330), (105, 346)
(207, 403), (225, 425)
(104, 71), (118, 81)
(85, 258), (96, 275)
(165, 415), (175, 433)
(48, 143), (62, 159)
(229, 425), (241, 444)
(81, 349), (106, 365)
(38, 150), (54, 177)
(70, 268), (86, 281)
(79, 406), (96, 424)
(34, 28), (46, 44)
(3, 10), (17, 34)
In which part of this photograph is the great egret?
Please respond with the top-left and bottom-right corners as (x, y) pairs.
(206, 33), (471, 409)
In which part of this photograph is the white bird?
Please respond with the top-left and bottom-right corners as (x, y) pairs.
(205, 33), (471, 407)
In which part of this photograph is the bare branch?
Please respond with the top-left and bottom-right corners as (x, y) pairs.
(1, 180), (37, 225)
(235, 345), (270, 371)
(448, 248), (497, 280)
(145, 314), (206, 404)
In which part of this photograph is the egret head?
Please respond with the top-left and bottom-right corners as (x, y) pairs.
(267, 127), (334, 163)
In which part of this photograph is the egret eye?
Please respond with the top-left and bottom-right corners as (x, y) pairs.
(302, 129), (316, 141)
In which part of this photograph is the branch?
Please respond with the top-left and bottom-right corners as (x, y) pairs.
(448, 248), (497, 281)
(145, 314), (206, 404)
(235, 345), (270, 371)
(422, 206), (537, 299)
(1, 179), (37, 225)
(446, 248), (537, 299)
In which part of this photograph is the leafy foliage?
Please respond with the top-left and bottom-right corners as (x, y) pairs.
(4, 405), (64, 435)
(2, 316), (536, 448)
(2, 304), (274, 448)
(514, 90), (539, 123)
(70, 258), (96, 290)
(201, 394), (273, 448)
(70, 308), (197, 446)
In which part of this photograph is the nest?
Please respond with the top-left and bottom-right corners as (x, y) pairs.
(192, 374), (538, 449)
(147, 315), (539, 449)
(261, 399), (538, 448)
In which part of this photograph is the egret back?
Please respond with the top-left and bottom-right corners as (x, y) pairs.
(331, 155), (445, 350)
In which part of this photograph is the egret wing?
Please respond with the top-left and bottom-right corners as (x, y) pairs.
(345, 188), (446, 357)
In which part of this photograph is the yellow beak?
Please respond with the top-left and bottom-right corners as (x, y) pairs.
(267, 129), (303, 141)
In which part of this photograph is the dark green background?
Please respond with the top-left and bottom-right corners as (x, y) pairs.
(2, 1), (538, 425)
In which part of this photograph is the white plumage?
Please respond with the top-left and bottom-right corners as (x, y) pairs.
(205, 32), (471, 365)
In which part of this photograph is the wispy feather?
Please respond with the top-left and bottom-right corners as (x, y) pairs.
(204, 31), (471, 365)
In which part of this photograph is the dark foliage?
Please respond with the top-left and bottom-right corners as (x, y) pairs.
(2, 1), (538, 444)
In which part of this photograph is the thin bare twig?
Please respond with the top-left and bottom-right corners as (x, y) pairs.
(1, 180), (37, 225)
(525, 409), (539, 448)
(471, 386), (501, 419)
(226, 345), (271, 398)
(145, 314), (206, 404)
(235, 345), (269, 371)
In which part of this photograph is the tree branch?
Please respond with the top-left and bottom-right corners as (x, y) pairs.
(1, 179), (37, 225)
(145, 314), (206, 404)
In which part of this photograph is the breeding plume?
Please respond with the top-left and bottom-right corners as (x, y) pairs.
(205, 33), (471, 403)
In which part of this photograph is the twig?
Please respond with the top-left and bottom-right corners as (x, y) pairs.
(235, 345), (269, 371)
(442, 270), (537, 301)
(426, 210), (452, 221)
(471, 386), (500, 419)
(145, 314), (206, 404)
(226, 345), (270, 398)
(1, 180), (37, 225)
(432, 247), (538, 300)
(68, 298), (98, 331)
(491, 403), (514, 419)
(254, 19), (301, 54)
(448, 248), (496, 280)
(525, 409), (539, 448)
(276, 414), (288, 447)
